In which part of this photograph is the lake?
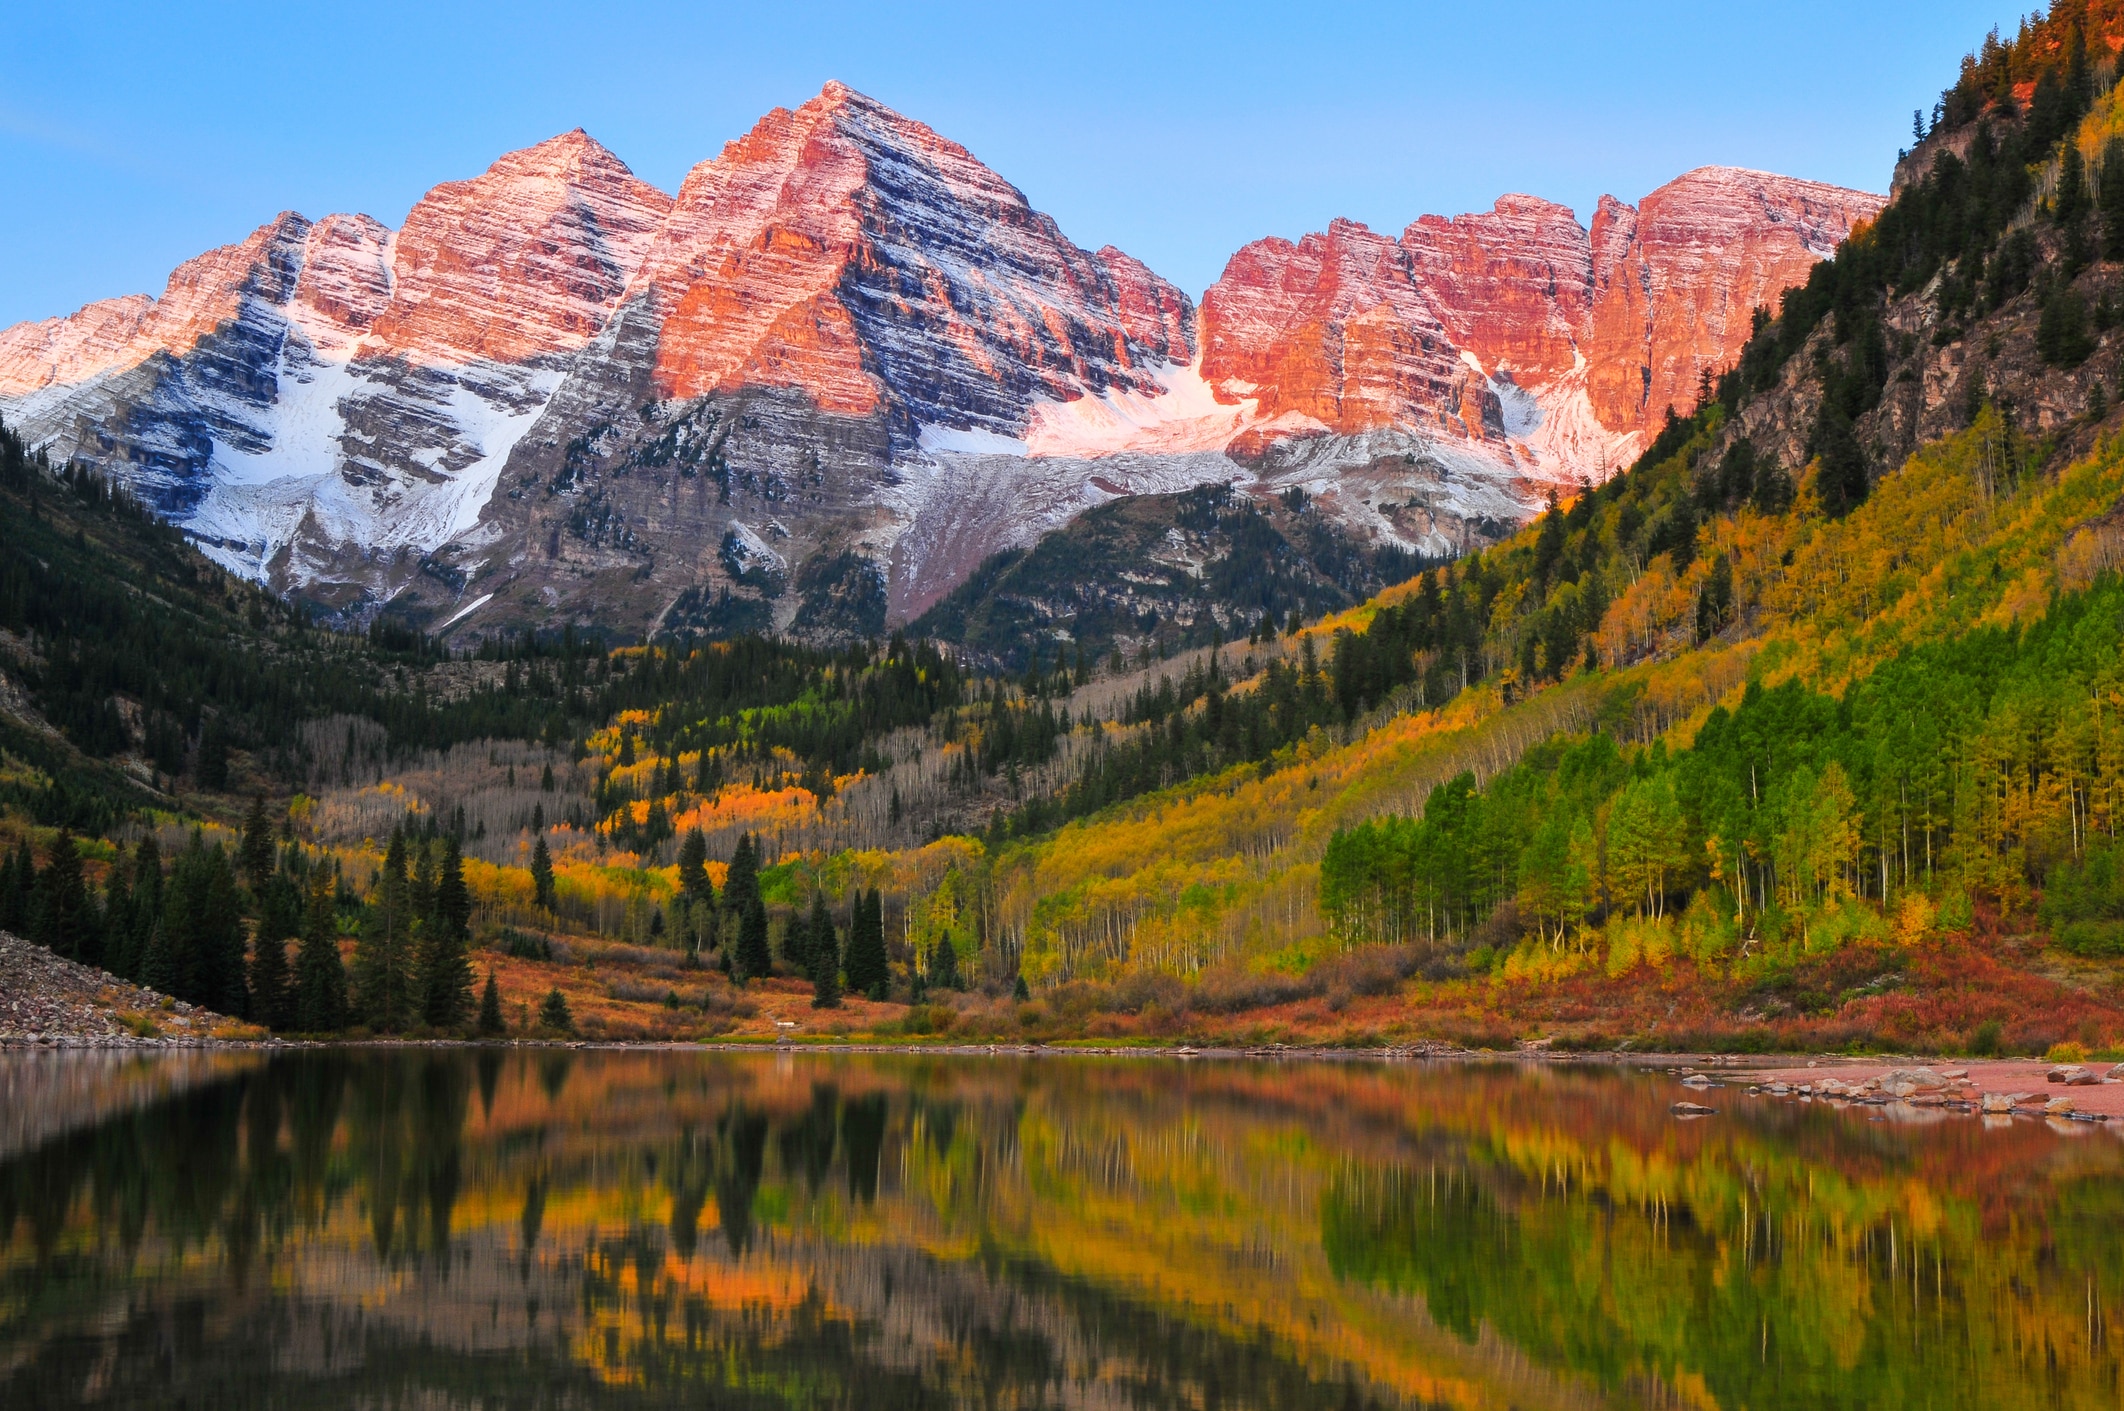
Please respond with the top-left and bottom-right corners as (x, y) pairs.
(2, 1048), (2121, 1409)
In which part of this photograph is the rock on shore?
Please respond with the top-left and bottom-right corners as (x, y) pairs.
(0, 929), (246, 1047)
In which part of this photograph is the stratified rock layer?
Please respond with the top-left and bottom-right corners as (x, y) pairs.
(0, 88), (1880, 639)
(1201, 167), (1884, 474)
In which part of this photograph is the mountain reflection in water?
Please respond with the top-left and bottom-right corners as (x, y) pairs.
(4, 1049), (2124, 1409)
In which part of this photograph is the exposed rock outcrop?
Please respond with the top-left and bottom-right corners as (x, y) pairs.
(0, 87), (1880, 639)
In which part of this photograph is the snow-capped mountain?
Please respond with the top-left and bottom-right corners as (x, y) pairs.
(0, 84), (1882, 639)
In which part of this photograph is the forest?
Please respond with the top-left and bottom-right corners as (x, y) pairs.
(9, 2), (2124, 1050)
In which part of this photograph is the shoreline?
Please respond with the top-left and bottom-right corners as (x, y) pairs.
(8, 1033), (2122, 1122)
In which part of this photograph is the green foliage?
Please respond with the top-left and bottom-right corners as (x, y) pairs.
(477, 969), (506, 1036)
(356, 829), (416, 1032)
(725, 833), (771, 980)
(844, 888), (889, 998)
(530, 836), (556, 912)
(1324, 571), (2124, 958)
(2044, 839), (2124, 953)
(538, 987), (574, 1035)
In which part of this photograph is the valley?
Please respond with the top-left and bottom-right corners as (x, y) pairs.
(2, 2), (2123, 1070)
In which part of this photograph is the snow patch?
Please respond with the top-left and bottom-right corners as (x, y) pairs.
(438, 592), (495, 630)
(917, 422), (1028, 457)
(1022, 356), (1270, 458)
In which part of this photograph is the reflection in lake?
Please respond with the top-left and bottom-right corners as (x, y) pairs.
(4, 1050), (2124, 1408)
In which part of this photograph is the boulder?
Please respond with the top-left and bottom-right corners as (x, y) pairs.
(1671, 1101), (1717, 1117)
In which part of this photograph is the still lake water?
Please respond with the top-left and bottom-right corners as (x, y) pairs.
(3, 1050), (2122, 1410)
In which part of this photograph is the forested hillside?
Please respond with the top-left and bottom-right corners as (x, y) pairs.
(11, 0), (2124, 1053)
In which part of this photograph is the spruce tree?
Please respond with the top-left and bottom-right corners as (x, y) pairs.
(436, 836), (471, 946)
(294, 873), (349, 1032)
(538, 987), (574, 1035)
(356, 828), (415, 1031)
(677, 827), (713, 906)
(737, 896), (772, 980)
(0, 839), (32, 934)
(928, 935), (961, 991)
(478, 969), (506, 1037)
(249, 871), (300, 1030)
(844, 888), (889, 999)
(417, 910), (474, 1030)
(197, 844), (247, 1017)
(126, 836), (164, 987)
(725, 834), (771, 980)
(102, 857), (134, 979)
(2103, 139), (2124, 261)
(239, 795), (274, 891)
(2058, 141), (2091, 227)
(31, 829), (97, 966)
(809, 892), (841, 1009)
(409, 838), (438, 928)
(530, 835), (557, 912)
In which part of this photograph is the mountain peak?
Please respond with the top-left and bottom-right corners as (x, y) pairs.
(484, 128), (654, 190)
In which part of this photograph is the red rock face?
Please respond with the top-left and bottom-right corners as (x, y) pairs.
(1199, 218), (1486, 437)
(1198, 167), (1884, 472)
(367, 130), (672, 366)
(0, 215), (308, 397)
(635, 82), (1196, 429)
(1584, 167), (1880, 433)
(1400, 194), (1591, 391)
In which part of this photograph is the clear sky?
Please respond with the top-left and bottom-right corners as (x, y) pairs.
(2, 0), (2019, 327)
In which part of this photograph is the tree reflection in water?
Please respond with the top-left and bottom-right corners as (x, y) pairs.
(4, 1050), (2124, 1409)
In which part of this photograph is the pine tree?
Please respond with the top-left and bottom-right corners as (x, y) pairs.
(809, 892), (841, 1008)
(294, 872), (349, 1032)
(725, 834), (771, 980)
(197, 843), (247, 1017)
(31, 828), (97, 966)
(126, 836), (164, 987)
(737, 897), (771, 980)
(417, 908), (474, 1031)
(1013, 974), (1031, 1001)
(436, 835), (471, 945)
(2058, 141), (2091, 227)
(928, 935), (961, 990)
(0, 839), (33, 934)
(102, 857), (133, 979)
(248, 871), (300, 1030)
(2039, 280), (2095, 366)
(478, 969), (506, 1037)
(538, 987), (574, 1035)
(239, 795), (274, 890)
(844, 888), (889, 999)
(356, 828), (415, 1031)
(531, 835), (556, 912)
(2103, 139), (2124, 261)
(677, 827), (713, 906)
(409, 838), (438, 928)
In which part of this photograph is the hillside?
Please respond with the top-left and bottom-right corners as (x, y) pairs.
(8, 1), (2124, 1055)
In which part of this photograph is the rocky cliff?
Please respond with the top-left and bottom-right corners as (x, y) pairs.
(1200, 169), (1884, 484)
(0, 86), (1880, 642)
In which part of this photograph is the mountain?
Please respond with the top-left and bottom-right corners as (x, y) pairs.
(0, 85), (1879, 644)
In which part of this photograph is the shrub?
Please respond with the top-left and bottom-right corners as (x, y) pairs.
(495, 927), (552, 962)
(2046, 1040), (2090, 1064)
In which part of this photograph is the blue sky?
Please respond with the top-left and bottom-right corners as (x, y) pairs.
(3, 1), (2017, 326)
